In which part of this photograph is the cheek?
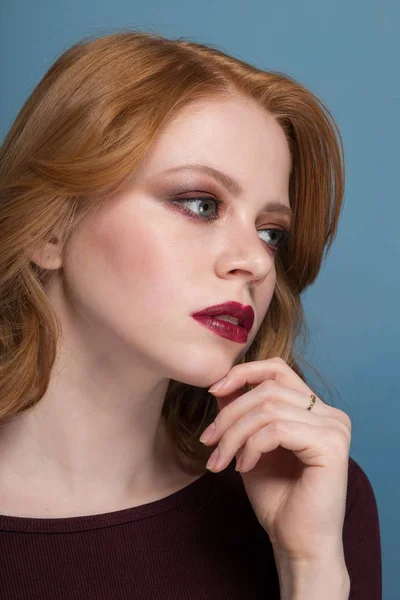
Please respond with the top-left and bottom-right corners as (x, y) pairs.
(77, 211), (193, 316)
(95, 227), (164, 300)
(252, 273), (277, 334)
(262, 271), (276, 314)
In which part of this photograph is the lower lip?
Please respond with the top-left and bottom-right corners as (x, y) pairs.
(192, 316), (248, 343)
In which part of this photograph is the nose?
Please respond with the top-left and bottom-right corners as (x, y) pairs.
(214, 224), (274, 287)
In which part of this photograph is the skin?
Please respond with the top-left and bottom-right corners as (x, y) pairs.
(0, 93), (292, 518)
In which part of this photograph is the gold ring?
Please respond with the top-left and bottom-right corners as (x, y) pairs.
(307, 394), (316, 411)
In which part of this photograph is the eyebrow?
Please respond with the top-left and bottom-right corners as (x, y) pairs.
(163, 163), (293, 225)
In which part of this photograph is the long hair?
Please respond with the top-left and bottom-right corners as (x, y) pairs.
(0, 30), (345, 473)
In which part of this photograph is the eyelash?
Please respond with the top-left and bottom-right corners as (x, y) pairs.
(169, 195), (292, 253)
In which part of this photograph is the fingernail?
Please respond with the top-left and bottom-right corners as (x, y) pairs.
(209, 376), (228, 393)
(235, 455), (243, 471)
(199, 422), (216, 443)
(206, 447), (220, 470)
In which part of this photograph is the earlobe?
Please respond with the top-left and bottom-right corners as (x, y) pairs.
(30, 237), (63, 270)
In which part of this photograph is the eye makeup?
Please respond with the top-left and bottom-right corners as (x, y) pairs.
(166, 192), (292, 254)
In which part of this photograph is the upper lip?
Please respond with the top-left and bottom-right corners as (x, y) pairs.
(192, 301), (255, 333)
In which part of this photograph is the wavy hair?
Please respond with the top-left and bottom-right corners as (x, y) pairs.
(0, 30), (345, 473)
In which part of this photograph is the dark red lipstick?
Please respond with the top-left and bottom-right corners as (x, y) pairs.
(191, 301), (255, 343)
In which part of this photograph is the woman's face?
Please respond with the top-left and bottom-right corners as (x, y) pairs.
(60, 94), (292, 388)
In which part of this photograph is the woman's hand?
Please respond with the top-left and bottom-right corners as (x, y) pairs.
(200, 357), (352, 565)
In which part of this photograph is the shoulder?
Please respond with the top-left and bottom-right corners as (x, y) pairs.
(343, 456), (382, 598)
(345, 455), (380, 518)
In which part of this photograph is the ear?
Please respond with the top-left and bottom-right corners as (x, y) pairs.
(30, 236), (63, 270)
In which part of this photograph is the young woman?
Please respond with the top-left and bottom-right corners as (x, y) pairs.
(0, 31), (381, 599)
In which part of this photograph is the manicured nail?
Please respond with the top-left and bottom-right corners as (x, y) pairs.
(209, 376), (228, 393)
(199, 422), (216, 443)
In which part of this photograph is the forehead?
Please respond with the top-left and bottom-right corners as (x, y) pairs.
(134, 95), (292, 198)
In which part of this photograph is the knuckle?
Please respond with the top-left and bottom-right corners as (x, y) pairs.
(271, 356), (286, 366)
(332, 407), (352, 426)
(270, 419), (290, 434)
(334, 409), (352, 434)
(337, 421), (351, 440)
(260, 379), (276, 394)
(247, 432), (258, 448)
(330, 429), (350, 454)
(222, 427), (236, 445)
(229, 363), (242, 375)
(260, 400), (277, 419)
(341, 412), (352, 430)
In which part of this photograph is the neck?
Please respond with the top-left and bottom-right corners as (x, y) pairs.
(0, 369), (202, 518)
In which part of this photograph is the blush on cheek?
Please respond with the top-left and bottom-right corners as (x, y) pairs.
(100, 227), (158, 283)
(81, 194), (194, 315)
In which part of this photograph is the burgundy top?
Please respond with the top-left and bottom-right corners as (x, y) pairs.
(0, 456), (381, 599)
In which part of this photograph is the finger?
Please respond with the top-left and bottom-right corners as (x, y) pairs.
(209, 365), (351, 430)
(205, 400), (347, 472)
(203, 381), (344, 447)
(209, 357), (312, 398)
(213, 387), (246, 412)
(236, 419), (350, 473)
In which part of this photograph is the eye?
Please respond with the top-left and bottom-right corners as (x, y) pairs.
(169, 195), (292, 253)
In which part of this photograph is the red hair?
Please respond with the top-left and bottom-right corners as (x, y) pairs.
(0, 30), (345, 472)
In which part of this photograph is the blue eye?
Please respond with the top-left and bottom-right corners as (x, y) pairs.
(169, 195), (291, 253)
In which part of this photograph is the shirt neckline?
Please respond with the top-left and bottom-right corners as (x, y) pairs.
(0, 469), (221, 534)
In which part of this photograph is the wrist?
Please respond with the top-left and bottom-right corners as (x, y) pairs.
(273, 549), (350, 600)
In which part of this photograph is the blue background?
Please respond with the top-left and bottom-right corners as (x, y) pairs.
(1, 1), (398, 597)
